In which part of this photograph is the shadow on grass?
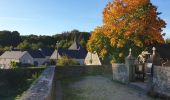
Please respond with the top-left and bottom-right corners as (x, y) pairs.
(61, 75), (86, 100)
(0, 67), (46, 100)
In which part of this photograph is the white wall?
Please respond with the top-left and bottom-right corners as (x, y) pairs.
(0, 52), (34, 69)
(84, 52), (101, 65)
(20, 52), (34, 65)
(0, 58), (20, 69)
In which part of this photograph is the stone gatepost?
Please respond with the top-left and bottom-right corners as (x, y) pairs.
(147, 47), (161, 92)
(149, 47), (161, 66)
(125, 48), (135, 82)
(148, 47), (161, 77)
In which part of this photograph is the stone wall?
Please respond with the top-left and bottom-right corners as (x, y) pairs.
(56, 66), (86, 79)
(112, 64), (129, 84)
(19, 66), (56, 100)
(56, 65), (112, 79)
(152, 66), (170, 97)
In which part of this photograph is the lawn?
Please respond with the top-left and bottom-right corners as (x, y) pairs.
(61, 75), (159, 100)
(0, 66), (46, 100)
(59, 65), (159, 100)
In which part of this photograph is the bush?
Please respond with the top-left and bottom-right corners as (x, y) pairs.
(0, 67), (46, 99)
(10, 61), (18, 69)
(57, 56), (80, 66)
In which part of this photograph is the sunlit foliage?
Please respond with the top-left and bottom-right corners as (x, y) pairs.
(87, 0), (166, 63)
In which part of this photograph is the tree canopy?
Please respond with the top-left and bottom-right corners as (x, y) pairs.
(87, 0), (166, 63)
(0, 30), (90, 54)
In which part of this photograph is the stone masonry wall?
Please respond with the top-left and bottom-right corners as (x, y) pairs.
(56, 66), (86, 78)
(19, 66), (56, 100)
(112, 64), (129, 84)
(153, 66), (170, 97)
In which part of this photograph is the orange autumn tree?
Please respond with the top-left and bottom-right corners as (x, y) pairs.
(87, 0), (166, 63)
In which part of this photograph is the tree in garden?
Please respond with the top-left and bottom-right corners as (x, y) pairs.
(87, 0), (166, 63)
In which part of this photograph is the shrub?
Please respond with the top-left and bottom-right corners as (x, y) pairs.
(10, 61), (19, 69)
(0, 67), (46, 99)
(57, 56), (80, 66)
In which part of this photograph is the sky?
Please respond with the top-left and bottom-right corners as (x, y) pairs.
(0, 0), (169, 38)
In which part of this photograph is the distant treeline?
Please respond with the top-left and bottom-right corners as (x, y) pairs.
(0, 29), (91, 53)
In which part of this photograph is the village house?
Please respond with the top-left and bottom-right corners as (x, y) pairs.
(39, 48), (54, 65)
(0, 51), (34, 69)
(28, 50), (46, 66)
(50, 41), (87, 65)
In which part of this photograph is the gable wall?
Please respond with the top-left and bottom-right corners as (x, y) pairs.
(84, 52), (101, 65)
(20, 52), (34, 65)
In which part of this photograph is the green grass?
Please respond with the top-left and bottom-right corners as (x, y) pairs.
(61, 76), (86, 100)
(0, 67), (46, 100)
(58, 65), (113, 100)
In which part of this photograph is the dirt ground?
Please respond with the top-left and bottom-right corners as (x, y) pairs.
(65, 75), (160, 100)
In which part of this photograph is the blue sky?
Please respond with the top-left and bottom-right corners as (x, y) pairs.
(0, 0), (169, 38)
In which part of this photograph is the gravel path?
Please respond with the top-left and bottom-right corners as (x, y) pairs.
(68, 75), (159, 100)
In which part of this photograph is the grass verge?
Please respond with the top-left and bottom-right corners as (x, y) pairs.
(0, 66), (46, 100)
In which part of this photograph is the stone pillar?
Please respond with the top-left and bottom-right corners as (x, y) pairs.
(147, 47), (161, 92)
(125, 48), (135, 82)
(149, 47), (161, 65)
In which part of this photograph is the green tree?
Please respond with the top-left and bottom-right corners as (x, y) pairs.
(166, 38), (170, 43)
(17, 40), (30, 50)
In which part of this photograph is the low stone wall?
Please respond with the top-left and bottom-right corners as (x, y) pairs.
(112, 64), (129, 84)
(56, 65), (112, 79)
(19, 66), (56, 100)
(56, 66), (86, 79)
(152, 66), (170, 97)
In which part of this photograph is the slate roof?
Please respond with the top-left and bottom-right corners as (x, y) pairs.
(58, 47), (87, 59)
(50, 40), (87, 59)
(0, 51), (27, 59)
(50, 47), (87, 60)
(28, 50), (45, 58)
(39, 48), (54, 57)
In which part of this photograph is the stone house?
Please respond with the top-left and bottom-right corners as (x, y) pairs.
(39, 48), (54, 65)
(28, 50), (46, 66)
(0, 51), (34, 69)
(50, 41), (87, 65)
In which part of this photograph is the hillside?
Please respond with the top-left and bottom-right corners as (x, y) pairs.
(0, 29), (91, 54)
